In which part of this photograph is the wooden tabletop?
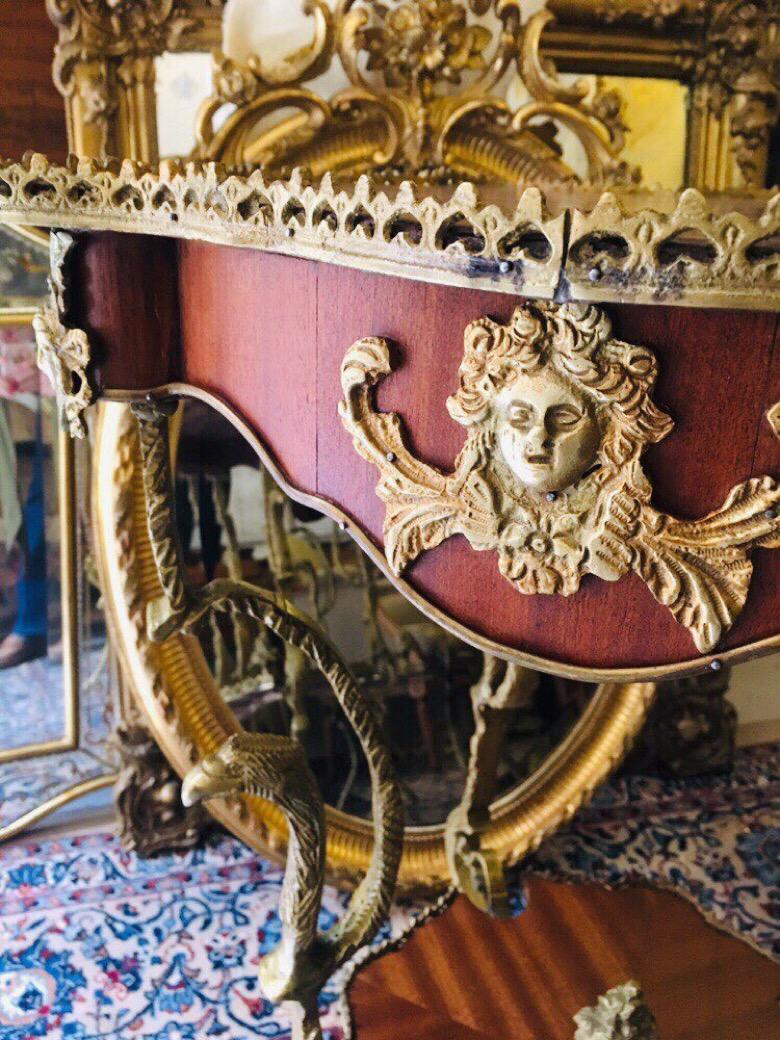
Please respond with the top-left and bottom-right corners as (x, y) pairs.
(348, 880), (780, 1040)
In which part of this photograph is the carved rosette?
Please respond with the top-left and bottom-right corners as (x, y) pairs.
(33, 230), (93, 439)
(339, 301), (780, 654)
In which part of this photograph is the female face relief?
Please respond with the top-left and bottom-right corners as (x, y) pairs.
(494, 368), (600, 494)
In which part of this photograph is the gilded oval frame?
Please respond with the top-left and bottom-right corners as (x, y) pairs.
(93, 395), (655, 891)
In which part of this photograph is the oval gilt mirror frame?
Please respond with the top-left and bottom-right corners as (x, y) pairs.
(93, 396), (655, 892)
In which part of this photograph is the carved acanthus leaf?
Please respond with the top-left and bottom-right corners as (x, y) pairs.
(635, 478), (780, 651)
(340, 302), (780, 654)
(33, 230), (93, 439)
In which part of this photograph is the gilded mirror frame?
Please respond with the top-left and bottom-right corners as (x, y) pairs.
(93, 394), (654, 891)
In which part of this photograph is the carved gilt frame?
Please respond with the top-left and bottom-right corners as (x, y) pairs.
(545, 0), (779, 191)
(46, 0), (779, 189)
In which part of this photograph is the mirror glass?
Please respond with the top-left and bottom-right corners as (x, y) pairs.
(0, 226), (116, 839)
(174, 399), (593, 826)
(155, 51), (214, 159)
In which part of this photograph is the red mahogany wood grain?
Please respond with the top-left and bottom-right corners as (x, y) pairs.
(348, 882), (780, 1040)
(77, 233), (780, 674)
(71, 232), (181, 393)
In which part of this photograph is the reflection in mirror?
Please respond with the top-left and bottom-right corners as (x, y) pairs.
(596, 76), (688, 191)
(0, 227), (116, 840)
(0, 338), (63, 745)
(174, 399), (593, 827)
(155, 52), (214, 159)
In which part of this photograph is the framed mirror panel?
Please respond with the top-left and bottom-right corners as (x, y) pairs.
(0, 225), (117, 842)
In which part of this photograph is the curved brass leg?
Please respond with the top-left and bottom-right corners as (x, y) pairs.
(208, 474), (278, 699)
(131, 397), (404, 1040)
(445, 657), (539, 916)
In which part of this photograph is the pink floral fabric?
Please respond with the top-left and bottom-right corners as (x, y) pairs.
(0, 327), (52, 400)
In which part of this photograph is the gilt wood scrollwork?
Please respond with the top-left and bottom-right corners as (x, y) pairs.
(550, 0), (779, 189)
(196, 0), (636, 189)
(47, 0), (225, 157)
(130, 399), (403, 1040)
(339, 301), (780, 654)
(32, 230), (93, 438)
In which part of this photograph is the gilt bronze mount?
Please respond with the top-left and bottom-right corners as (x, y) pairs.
(340, 301), (780, 654)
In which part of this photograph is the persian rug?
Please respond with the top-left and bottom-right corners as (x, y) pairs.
(0, 746), (775, 1038)
(517, 742), (780, 960)
(0, 643), (115, 834)
(0, 830), (431, 1039)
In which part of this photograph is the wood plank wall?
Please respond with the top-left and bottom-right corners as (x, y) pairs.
(0, 0), (66, 161)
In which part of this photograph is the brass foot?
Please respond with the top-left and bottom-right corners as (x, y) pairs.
(445, 658), (538, 916)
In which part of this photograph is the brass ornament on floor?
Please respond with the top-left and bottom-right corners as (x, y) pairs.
(573, 980), (660, 1040)
(340, 300), (780, 653)
(129, 397), (404, 1040)
(628, 667), (736, 777)
(115, 722), (211, 857)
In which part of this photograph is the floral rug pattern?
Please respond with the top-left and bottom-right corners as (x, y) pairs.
(0, 746), (776, 1038)
(0, 832), (423, 1039)
(519, 742), (780, 960)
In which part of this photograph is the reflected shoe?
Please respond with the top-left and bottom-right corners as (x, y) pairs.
(0, 633), (47, 670)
